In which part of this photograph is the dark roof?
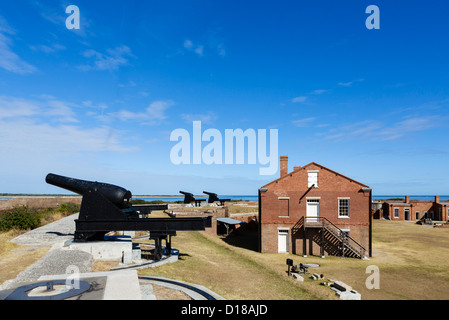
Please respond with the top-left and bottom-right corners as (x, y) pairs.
(262, 162), (369, 188)
(217, 218), (245, 225)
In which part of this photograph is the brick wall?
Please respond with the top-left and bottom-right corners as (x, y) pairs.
(384, 200), (448, 222)
(168, 206), (228, 236)
(260, 162), (371, 256)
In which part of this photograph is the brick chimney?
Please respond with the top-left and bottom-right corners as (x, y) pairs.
(435, 196), (440, 203)
(280, 156), (288, 177)
(405, 196), (410, 203)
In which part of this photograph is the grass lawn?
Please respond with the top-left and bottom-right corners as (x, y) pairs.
(0, 230), (50, 286)
(137, 230), (335, 300)
(138, 217), (449, 300)
(2, 210), (449, 300)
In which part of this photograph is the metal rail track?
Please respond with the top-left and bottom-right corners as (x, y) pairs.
(138, 276), (220, 300)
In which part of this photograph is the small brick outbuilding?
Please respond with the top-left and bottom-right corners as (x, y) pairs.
(382, 196), (449, 222)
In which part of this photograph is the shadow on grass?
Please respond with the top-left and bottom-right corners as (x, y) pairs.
(220, 231), (259, 252)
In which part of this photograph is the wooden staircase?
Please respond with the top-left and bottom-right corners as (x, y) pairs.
(292, 216), (367, 259)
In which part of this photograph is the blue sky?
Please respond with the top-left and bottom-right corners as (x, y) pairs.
(0, 0), (448, 195)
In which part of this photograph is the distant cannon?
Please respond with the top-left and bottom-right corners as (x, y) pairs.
(179, 191), (206, 207)
(46, 174), (212, 260)
(203, 191), (230, 206)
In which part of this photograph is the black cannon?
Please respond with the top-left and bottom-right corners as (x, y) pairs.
(46, 174), (212, 260)
(179, 191), (206, 207)
(203, 191), (230, 206)
(46, 173), (133, 210)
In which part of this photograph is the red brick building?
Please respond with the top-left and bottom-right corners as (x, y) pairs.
(382, 196), (449, 222)
(258, 156), (372, 259)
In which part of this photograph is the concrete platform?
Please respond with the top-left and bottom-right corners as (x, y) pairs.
(38, 269), (142, 300)
(63, 235), (134, 264)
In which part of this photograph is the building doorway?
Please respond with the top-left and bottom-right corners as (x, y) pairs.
(404, 208), (410, 221)
(307, 199), (320, 222)
(278, 229), (289, 253)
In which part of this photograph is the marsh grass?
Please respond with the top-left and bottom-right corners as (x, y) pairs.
(0, 229), (50, 286)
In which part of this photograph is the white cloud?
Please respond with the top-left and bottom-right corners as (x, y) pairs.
(0, 17), (37, 74)
(45, 99), (79, 123)
(292, 117), (316, 127)
(310, 89), (327, 95)
(181, 111), (217, 124)
(292, 96), (308, 103)
(377, 116), (440, 141)
(30, 43), (66, 54)
(194, 45), (204, 56)
(0, 95), (139, 178)
(118, 81), (136, 88)
(217, 43), (226, 57)
(183, 38), (226, 57)
(321, 116), (443, 142)
(146, 100), (174, 120)
(0, 96), (40, 119)
(79, 46), (136, 71)
(183, 39), (205, 57)
(338, 78), (365, 87)
(0, 95), (79, 123)
(110, 100), (175, 124)
(0, 118), (137, 170)
(183, 39), (193, 49)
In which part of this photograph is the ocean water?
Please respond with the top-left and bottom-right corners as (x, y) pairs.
(135, 195), (259, 203)
(134, 195), (449, 203)
(373, 195), (449, 201)
(1, 195), (447, 202)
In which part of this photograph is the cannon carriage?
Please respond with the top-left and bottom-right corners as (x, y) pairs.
(46, 173), (212, 260)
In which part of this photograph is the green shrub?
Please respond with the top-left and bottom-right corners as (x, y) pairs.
(58, 202), (80, 214)
(58, 203), (68, 213)
(0, 206), (41, 231)
(147, 200), (166, 204)
(131, 199), (148, 205)
(65, 202), (80, 213)
(131, 199), (167, 205)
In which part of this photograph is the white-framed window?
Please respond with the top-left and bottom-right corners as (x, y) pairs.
(394, 208), (399, 218)
(308, 170), (318, 188)
(338, 198), (349, 218)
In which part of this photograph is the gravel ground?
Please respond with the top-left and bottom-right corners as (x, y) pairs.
(10, 214), (79, 246)
(0, 213), (94, 290)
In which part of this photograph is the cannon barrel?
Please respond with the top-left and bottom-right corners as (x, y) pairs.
(46, 173), (132, 209)
(179, 191), (196, 204)
(203, 191), (219, 203)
